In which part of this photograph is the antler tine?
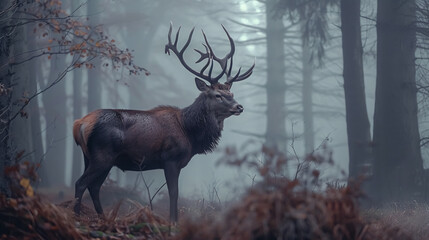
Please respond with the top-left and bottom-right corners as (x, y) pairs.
(229, 67), (241, 82)
(220, 25), (254, 85)
(201, 27), (235, 73)
(237, 61), (255, 81)
(165, 23), (173, 55)
(174, 26), (181, 47)
(208, 56), (215, 80)
(228, 52), (234, 77)
(195, 45), (211, 76)
(181, 27), (195, 55)
(166, 23), (222, 84)
(201, 30), (227, 82)
(221, 24), (236, 59)
(194, 44), (209, 64)
(227, 60), (255, 83)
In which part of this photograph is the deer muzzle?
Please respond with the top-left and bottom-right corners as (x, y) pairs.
(231, 104), (244, 116)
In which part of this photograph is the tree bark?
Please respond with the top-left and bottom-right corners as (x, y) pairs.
(340, 0), (372, 182)
(40, 0), (71, 187)
(0, 0), (14, 195)
(265, 0), (287, 152)
(373, 0), (422, 203)
(9, 15), (32, 162)
(71, 67), (84, 183)
(301, 26), (314, 155)
(71, 0), (85, 185)
(71, 69), (83, 183)
(87, 0), (102, 112)
(31, 60), (47, 187)
(40, 54), (67, 187)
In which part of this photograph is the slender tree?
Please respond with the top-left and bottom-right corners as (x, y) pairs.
(274, 0), (336, 155)
(128, 1), (167, 110)
(32, 60), (48, 186)
(87, 0), (102, 112)
(71, 0), (85, 185)
(340, 0), (372, 181)
(0, 0), (15, 195)
(28, 33), (44, 171)
(41, 55), (68, 187)
(71, 66), (84, 183)
(9, 19), (31, 157)
(301, 23), (315, 155)
(265, 0), (287, 152)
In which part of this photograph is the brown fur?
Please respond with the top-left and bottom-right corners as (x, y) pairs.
(72, 110), (101, 158)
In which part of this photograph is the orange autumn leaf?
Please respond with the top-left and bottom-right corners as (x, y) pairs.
(19, 178), (34, 197)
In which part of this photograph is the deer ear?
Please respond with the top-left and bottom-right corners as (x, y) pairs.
(195, 78), (209, 91)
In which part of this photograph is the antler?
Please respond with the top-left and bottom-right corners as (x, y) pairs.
(198, 25), (255, 86)
(165, 23), (226, 85)
(165, 23), (254, 86)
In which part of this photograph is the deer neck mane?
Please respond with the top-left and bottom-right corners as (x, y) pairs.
(182, 94), (222, 155)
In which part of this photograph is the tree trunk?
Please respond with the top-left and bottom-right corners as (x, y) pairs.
(71, 0), (85, 184)
(33, 59), (50, 187)
(31, 65), (46, 187)
(72, 69), (83, 182)
(9, 16), (36, 164)
(340, 0), (372, 182)
(0, 0), (14, 195)
(87, 0), (102, 112)
(40, 54), (67, 187)
(8, 7), (47, 185)
(71, 67), (84, 183)
(373, 0), (422, 203)
(265, 0), (287, 152)
(128, 1), (167, 110)
(301, 26), (314, 155)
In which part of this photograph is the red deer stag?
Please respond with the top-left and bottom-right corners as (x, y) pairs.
(73, 23), (254, 222)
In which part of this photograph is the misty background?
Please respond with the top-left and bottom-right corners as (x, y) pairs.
(5, 0), (429, 205)
(39, 0), (357, 197)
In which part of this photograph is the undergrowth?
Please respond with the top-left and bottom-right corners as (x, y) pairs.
(0, 143), (424, 239)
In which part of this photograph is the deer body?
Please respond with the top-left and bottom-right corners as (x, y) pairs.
(73, 23), (253, 222)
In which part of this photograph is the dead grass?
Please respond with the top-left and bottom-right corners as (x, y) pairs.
(363, 203), (429, 240)
(174, 144), (413, 240)
(175, 182), (413, 240)
(0, 196), (171, 239)
(1, 145), (426, 239)
(0, 195), (83, 240)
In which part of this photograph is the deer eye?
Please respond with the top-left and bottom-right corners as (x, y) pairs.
(215, 94), (222, 99)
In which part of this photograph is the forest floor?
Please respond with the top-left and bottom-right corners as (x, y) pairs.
(2, 148), (429, 239)
(2, 182), (429, 239)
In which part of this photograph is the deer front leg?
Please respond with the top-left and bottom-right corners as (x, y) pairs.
(164, 161), (181, 222)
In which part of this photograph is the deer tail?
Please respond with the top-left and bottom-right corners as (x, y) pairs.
(73, 118), (91, 159)
(73, 110), (100, 160)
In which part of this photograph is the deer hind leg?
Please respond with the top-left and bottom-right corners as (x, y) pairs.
(74, 162), (111, 216)
(74, 165), (100, 215)
(88, 168), (111, 217)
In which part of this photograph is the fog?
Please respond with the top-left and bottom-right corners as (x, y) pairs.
(4, 0), (429, 206)
(28, 0), (367, 198)
(49, 0), (354, 198)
